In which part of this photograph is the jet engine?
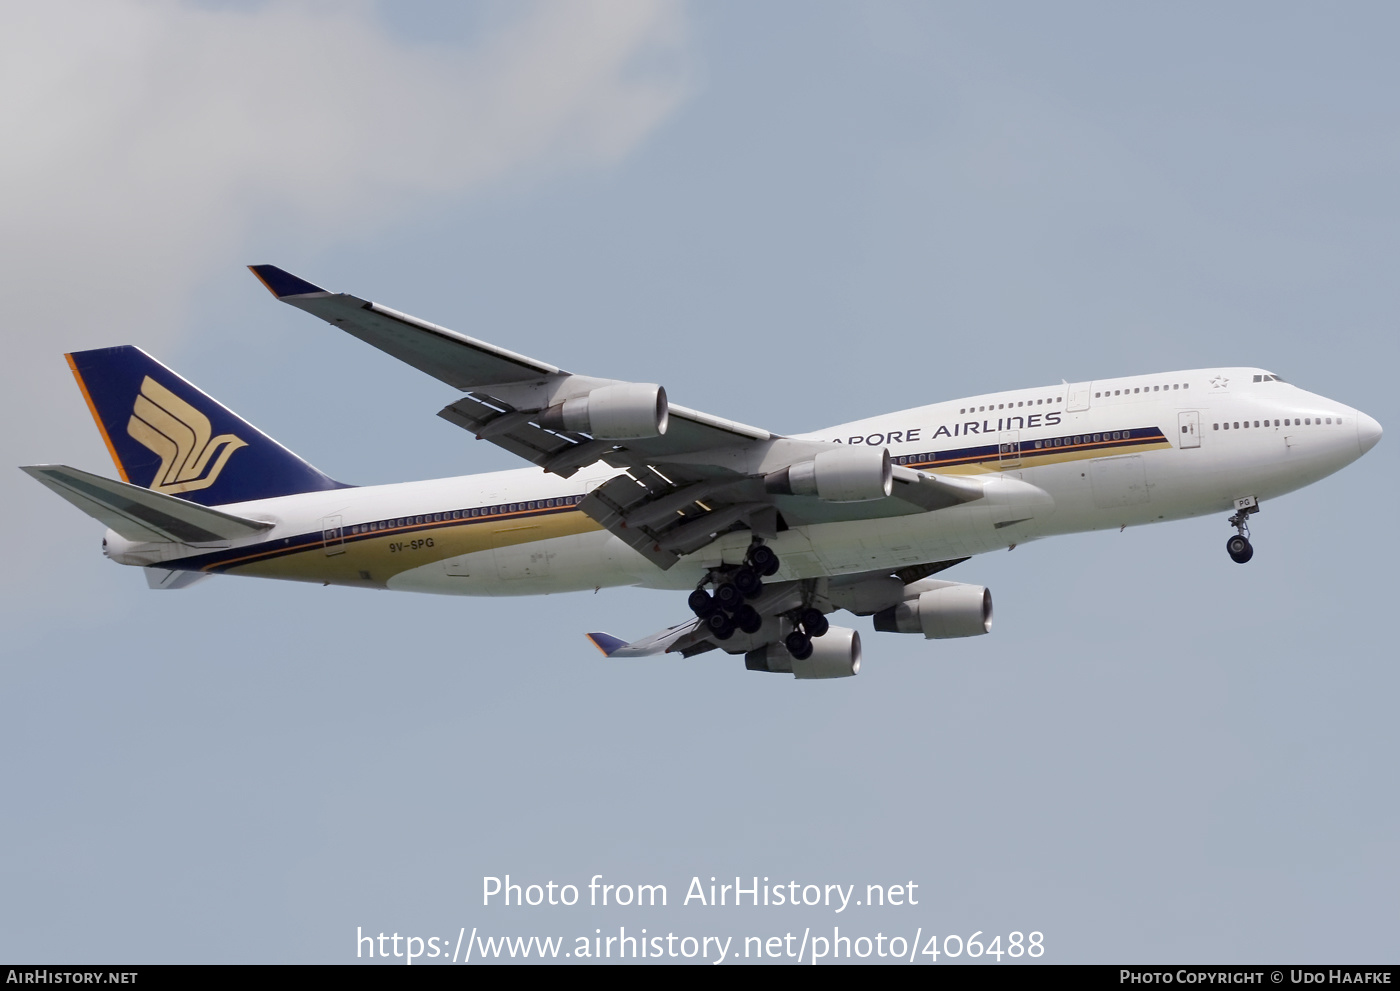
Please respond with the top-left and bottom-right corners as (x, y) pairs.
(745, 627), (862, 679)
(537, 383), (669, 439)
(873, 584), (992, 639)
(765, 447), (892, 503)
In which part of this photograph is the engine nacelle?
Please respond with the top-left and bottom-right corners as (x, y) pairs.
(745, 628), (862, 679)
(537, 383), (669, 439)
(873, 585), (992, 639)
(765, 447), (892, 503)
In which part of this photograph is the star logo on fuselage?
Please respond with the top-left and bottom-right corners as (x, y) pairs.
(1210, 375), (1229, 389)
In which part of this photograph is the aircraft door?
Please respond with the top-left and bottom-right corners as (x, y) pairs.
(1067, 383), (1092, 412)
(998, 430), (1022, 468)
(1178, 411), (1201, 449)
(321, 514), (345, 556)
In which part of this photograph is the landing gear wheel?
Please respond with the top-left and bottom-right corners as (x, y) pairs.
(748, 544), (779, 577)
(785, 630), (813, 661)
(1226, 500), (1259, 565)
(1226, 535), (1254, 564)
(799, 608), (829, 638)
(706, 611), (736, 640)
(688, 588), (717, 618)
(733, 604), (763, 635)
(714, 582), (744, 612)
(733, 566), (763, 600)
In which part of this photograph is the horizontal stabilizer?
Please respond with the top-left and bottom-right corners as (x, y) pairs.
(145, 567), (212, 590)
(21, 465), (273, 544)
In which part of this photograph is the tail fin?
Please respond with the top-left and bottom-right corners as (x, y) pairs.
(65, 346), (350, 506)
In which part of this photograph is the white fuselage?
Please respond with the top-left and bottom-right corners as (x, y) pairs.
(102, 367), (1380, 596)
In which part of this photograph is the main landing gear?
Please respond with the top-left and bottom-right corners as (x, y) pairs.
(688, 541), (782, 640)
(782, 608), (830, 662)
(688, 542), (826, 656)
(1226, 498), (1259, 564)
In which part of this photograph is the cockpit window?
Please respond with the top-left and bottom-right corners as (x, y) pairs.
(1253, 373), (1287, 383)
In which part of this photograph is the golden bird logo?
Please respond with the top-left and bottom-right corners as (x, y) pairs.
(127, 376), (246, 494)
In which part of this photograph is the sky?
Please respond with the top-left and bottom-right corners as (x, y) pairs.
(2, 0), (1396, 965)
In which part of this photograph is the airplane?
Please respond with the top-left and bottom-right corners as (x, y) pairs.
(22, 265), (1383, 679)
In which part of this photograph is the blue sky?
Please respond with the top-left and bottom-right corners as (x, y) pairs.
(2, 0), (1395, 963)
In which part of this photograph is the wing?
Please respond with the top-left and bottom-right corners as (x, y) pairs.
(250, 265), (982, 568)
(587, 558), (972, 662)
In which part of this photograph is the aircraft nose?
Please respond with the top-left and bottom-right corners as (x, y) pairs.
(1356, 411), (1383, 456)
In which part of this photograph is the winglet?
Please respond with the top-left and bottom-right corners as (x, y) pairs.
(585, 632), (629, 657)
(248, 265), (328, 298)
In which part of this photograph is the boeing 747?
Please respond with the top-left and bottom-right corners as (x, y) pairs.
(22, 266), (1383, 679)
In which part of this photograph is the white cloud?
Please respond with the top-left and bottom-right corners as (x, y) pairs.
(0, 0), (689, 322)
(0, 0), (691, 606)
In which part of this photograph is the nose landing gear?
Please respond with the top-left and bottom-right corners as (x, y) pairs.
(1226, 497), (1258, 564)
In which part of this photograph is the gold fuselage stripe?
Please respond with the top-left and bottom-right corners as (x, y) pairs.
(169, 428), (1172, 585)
